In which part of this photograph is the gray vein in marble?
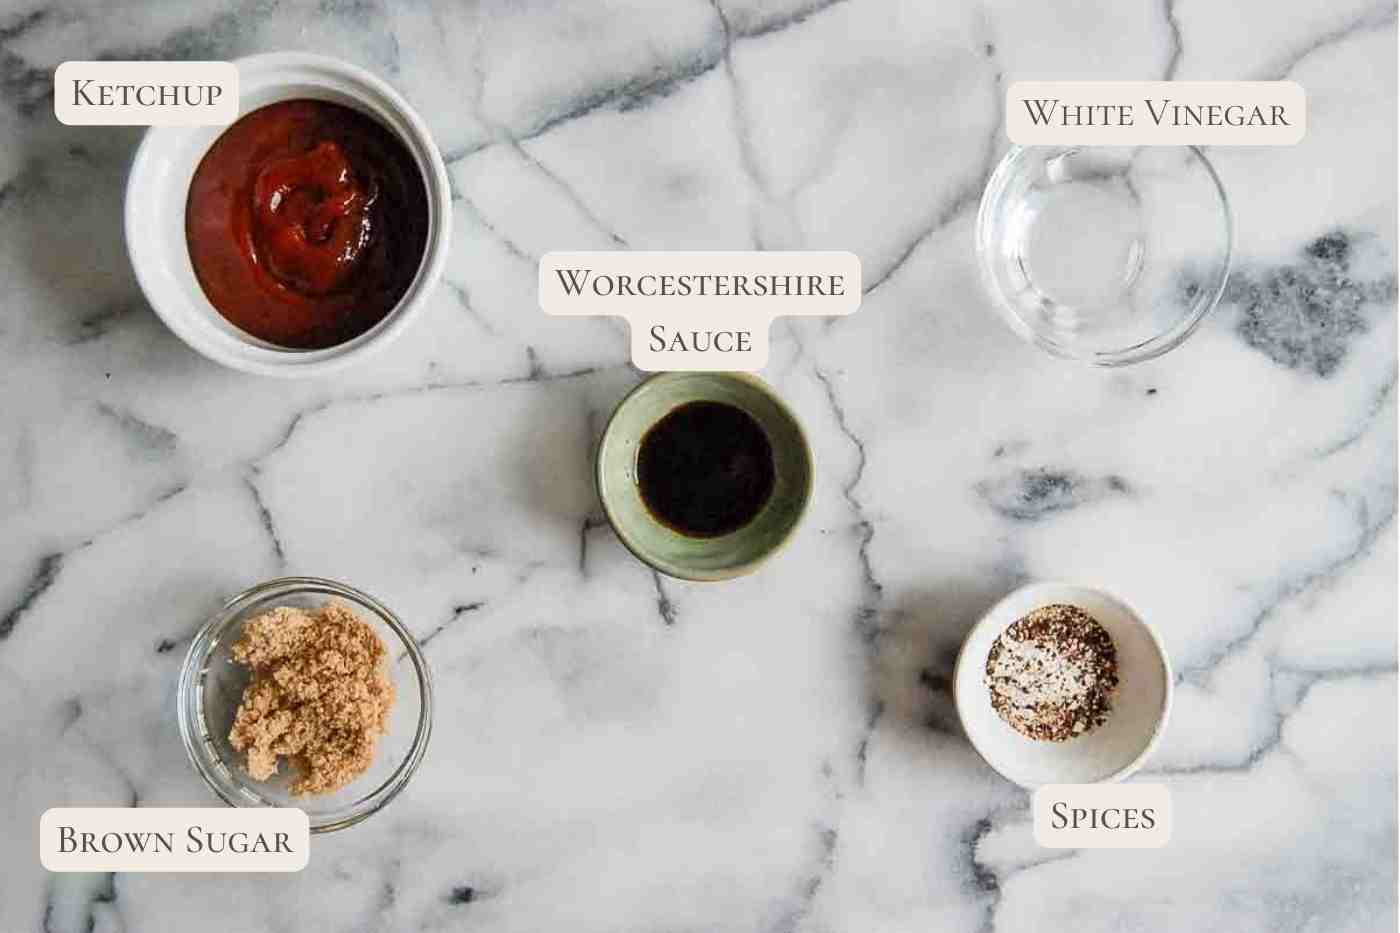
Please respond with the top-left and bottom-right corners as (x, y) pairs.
(439, 142), (478, 165)
(451, 20), (627, 250)
(69, 299), (141, 345)
(0, 156), (41, 215)
(767, 823), (838, 933)
(440, 28), (720, 165)
(448, 0), (851, 164)
(96, 402), (178, 456)
(417, 601), (485, 650)
(963, 803), (1087, 933)
(3, 480), (189, 644)
(456, 191), (538, 262)
(1180, 487), (1395, 684)
(62, 695), (144, 805)
(1313, 371), (1396, 460)
(359, 854), (405, 930)
(259, 407), (311, 468)
(513, 139), (631, 248)
(1150, 663), (1396, 778)
(443, 279), (501, 336)
(650, 570), (678, 626)
(1226, 230), (1396, 378)
(42, 870), (118, 933)
(94, 0), (274, 68)
(154, 618), (210, 657)
(323, 0), (400, 76)
(727, 0), (852, 39)
(710, 0), (768, 250)
(977, 834), (1078, 879)
(1147, 721), (1284, 777)
(1278, 659), (1399, 687)
(10, 423), (35, 513)
(990, 439), (1027, 460)
(963, 816), (1003, 933)
(1160, 0), (1184, 79)
(254, 363), (629, 475)
(813, 366), (883, 643)
(852, 697), (882, 781)
(0, 8), (52, 116)
(463, 33), (631, 250)
(975, 467), (1130, 522)
(0, 6), (42, 42)
(1258, 1), (1399, 80)
(813, 365), (886, 793)
(578, 514), (607, 577)
(525, 48), (721, 150)
(523, 346), (549, 381)
(60, 694), (80, 736)
(242, 474), (285, 566)
(861, 42), (1002, 296)
(0, 551), (61, 640)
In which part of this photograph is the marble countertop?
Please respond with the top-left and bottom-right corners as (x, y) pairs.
(1, 0), (1396, 930)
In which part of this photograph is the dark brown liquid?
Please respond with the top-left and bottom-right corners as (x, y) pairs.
(636, 401), (776, 538)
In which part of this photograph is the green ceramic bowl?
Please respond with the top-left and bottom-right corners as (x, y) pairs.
(596, 372), (813, 581)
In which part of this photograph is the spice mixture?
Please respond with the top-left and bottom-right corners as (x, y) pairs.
(228, 601), (395, 795)
(984, 603), (1118, 742)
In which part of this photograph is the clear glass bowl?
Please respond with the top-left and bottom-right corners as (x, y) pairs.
(177, 576), (433, 832)
(976, 145), (1232, 365)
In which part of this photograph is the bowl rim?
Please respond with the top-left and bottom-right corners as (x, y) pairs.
(176, 575), (434, 833)
(975, 144), (1234, 367)
(952, 580), (1173, 787)
(595, 372), (814, 582)
(124, 51), (452, 378)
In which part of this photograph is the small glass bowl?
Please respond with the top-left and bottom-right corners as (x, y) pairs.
(976, 145), (1232, 365)
(177, 576), (433, 833)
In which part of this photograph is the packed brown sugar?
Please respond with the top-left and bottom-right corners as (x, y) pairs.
(228, 601), (395, 795)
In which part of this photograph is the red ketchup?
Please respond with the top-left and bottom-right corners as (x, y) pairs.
(185, 100), (429, 349)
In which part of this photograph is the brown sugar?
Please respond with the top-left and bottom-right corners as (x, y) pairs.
(227, 601), (395, 795)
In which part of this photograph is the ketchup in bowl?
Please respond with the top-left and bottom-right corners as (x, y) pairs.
(185, 99), (429, 350)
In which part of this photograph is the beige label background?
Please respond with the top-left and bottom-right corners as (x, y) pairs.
(1008, 81), (1305, 145)
(54, 61), (238, 126)
(1032, 784), (1172, 849)
(41, 808), (309, 872)
(539, 251), (861, 372)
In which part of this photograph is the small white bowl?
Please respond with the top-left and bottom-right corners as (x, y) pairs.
(953, 582), (1171, 787)
(125, 52), (452, 377)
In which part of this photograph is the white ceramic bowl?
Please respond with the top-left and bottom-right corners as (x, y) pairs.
(125, 52), (452, 377)
(953, 582), (1171, 786)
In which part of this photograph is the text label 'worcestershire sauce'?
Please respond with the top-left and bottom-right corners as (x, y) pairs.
(185, 99), (429, 349)
(636, 401), (777, 537)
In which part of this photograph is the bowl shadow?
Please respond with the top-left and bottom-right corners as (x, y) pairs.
(870, 572), (1025, 744)
(508, 362), (641, 527)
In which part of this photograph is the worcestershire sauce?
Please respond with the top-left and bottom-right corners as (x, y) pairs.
(636, 401), (776, 538)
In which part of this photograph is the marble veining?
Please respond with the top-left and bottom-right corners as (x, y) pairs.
(974, 468), (1131, 522)
(0, 0), (1396, 931)
(1229, 230), (1396, 376)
